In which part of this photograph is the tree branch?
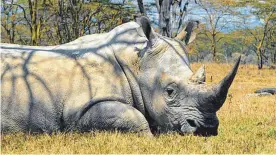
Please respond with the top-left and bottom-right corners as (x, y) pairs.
(12, 4), (32, 30)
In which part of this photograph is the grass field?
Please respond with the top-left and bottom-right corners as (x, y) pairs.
(1, 63), (276, 154)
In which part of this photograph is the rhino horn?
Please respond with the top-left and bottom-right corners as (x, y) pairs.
(190, 65), (206, 84)
(212, 56), (241, 110)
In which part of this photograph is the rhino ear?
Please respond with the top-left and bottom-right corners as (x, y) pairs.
(135, 16), (157, 45)
(175, 20), (199, 45)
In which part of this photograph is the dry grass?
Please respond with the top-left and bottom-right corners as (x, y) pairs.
(1, 63), (276, 154)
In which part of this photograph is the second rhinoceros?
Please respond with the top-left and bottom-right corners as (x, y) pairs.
(1, 17), (240, 136)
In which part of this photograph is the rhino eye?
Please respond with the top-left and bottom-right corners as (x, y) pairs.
(166, 88), (174, 96)
(164, 83), (178, 100)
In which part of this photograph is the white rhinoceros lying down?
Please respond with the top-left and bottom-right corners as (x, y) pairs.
(1, 17), (240, 136)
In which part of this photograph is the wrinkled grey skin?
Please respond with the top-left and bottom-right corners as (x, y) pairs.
(1, 17), (240, 136)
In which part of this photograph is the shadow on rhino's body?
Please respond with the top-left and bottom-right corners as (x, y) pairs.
(1, 23), (148, 133)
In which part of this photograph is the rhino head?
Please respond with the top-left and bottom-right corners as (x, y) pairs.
(136, 17), (240, 136)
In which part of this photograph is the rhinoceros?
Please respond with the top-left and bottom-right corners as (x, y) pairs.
(1, 17), (240, 136)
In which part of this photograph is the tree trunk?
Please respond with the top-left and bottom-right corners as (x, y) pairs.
(212, 34), (217, 61)
(10, 6), (17, 43)
(257, 48), (263, 69)
(28, 0), (39, 45)
(69, 0), (82, 40)
(137, 0), (146, 15)
(158, 0), (172, 37)
(212, 45), (216, 62)
(273, 53), (276, 64)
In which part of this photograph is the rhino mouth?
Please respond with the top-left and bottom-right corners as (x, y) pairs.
(178, 126), (218, 137)
(193, 127), (218, 137)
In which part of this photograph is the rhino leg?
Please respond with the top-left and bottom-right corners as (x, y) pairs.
(75, 101), (152, 136)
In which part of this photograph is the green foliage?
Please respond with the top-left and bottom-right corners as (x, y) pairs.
(238, 0), (276, 67)
(1, 0), (136, 45)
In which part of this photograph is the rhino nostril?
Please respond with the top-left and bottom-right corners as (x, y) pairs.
(187, 119), (197, 128)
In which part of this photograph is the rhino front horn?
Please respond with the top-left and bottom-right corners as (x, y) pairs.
(213, 56), (241, 110)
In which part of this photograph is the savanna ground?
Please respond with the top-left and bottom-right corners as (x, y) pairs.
(1, 63), (276, 154)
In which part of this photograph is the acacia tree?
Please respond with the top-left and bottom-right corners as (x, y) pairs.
(1, 0), (55, 45)
(1, 0), (135, 45)
(241, 0), (276, 69)
(25, 0), (55, 45)
(196, 0), (234, 61)
(1, 0), (49, 45)
(55, 0), (135, 44)
(266, 18), (276, 64)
